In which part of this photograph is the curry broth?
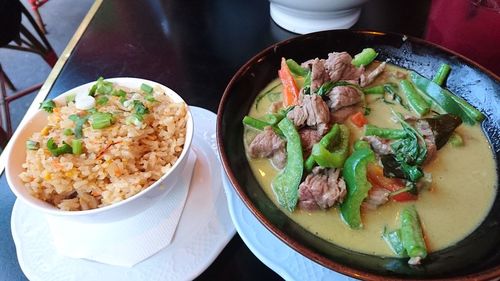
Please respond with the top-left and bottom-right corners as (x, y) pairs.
(244, 64), (497, 256)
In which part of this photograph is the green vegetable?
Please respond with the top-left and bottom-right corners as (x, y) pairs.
(363, 85), (385, 95)
(89, 112), (114, 129)
(63, 128), (74, 136)
(112, 89), (127, 98)
(365, 124), (407, 139)
(340, 145), (375, 229)
(26, 140), (39, 150)
(286, 59), (308, 77)
(410, 71), (482, 124)
(383, 227), (407, 257)
(432, 63), (451, 86)
(68, 114), (89, 139)
(96, 96), (109, 105)
(46, 138), (72, 156)
(353, 140), (370, 150)
(90, 77), (113, 96)
(72, 139), (83, 155)
(144, 94), (157, 102)
(262, 112), (285, 125)
(316, 81), (362, 97)
(311, 125), (350, 169)
(384, 84), (409, 110)
(271, 118), (303, 212)
(39, 100), (56, 113)
(140, 83), (153, 94)
(400, 80), (430, 116)
(352, 48), (378, 67)
(400, 205), (427, 260)
(242, 116), (284, 137)
(448, 132), (464, 147)
(389, 113), (427, 182)
(66, 93), (76, 104)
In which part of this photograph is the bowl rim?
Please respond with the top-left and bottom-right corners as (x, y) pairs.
(6, 77), (194, 217)
(216, 29), (500, 280)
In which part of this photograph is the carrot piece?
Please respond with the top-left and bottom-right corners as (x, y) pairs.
(367, 164), (416, 202)
(350, 112), (368, 127)
(278, 58), (299, 107)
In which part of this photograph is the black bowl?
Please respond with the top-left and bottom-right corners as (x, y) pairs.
(217, 30), (500, 280)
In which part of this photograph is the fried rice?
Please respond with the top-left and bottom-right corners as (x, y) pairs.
(19, 81), (188, 211)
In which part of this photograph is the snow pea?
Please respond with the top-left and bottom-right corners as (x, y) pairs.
(309, 124), (349, 170)
(432, 63), (451, 86)
(286, 59), (309, 77)
(271, 118), (303, 212)
(340, 144), (375, 229)
(400, 205), (427, 260)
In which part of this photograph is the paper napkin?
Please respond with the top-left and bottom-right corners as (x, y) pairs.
(45, 151), (197, 267)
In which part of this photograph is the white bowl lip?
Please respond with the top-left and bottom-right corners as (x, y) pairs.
(5, 77), (194, 217)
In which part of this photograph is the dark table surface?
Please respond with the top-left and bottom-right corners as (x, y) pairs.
(0, 0), (435, 280)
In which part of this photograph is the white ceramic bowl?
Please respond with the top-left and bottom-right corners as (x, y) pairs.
(269, 0), (369, 34)
(5, 77), (193, 223)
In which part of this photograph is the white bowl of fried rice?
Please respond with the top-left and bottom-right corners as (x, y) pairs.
(6, 77), (193, 223)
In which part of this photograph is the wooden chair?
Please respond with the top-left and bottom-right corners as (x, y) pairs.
(0, 0), (57, 136)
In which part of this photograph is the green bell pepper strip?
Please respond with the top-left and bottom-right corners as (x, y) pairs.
(410, 71), (481, 124)
(400, 205), (427, 260)
(286, 59), (309, 77)
(352, 48), (378, 67)
(340, 146), (375, 229)
(271, 118), (304, 212)
(304, 124), (340, 171)
(432, 63), (451, 86)
(310, 125), (349, 170)
(400, 80), (430, 117)
(365, 124), (407, 139)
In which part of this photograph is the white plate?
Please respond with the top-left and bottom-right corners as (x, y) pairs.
(11, 106), (235, 281)
(221, 174), (357, 281)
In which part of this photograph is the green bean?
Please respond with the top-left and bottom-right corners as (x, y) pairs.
(272, 118), (304, 212)
(242, 116), (284, 136)
(400, 80), (430, 116)
(432, 63), (451, 86)
(383, 227), (407, 257)
(352, 48), (378, 67)
(365, 124), (407, 139)
(400, 205), (427, 259)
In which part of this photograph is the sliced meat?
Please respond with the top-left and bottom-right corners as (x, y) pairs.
(362, 187), (390, 210)
(360, 62), (386, 87)
(324, 52), (363, 82)
(326, 86), (362, 111)
(298, 167), (347, 210)
(287, 94), (330, 130)
(310, 58), (329, 92)
(415, 120), (437, 164)
(299, 127), (324, 154)
(362, 136), (393, 155)
(330, 105), (361, 123)
(247, 126), (287, 169)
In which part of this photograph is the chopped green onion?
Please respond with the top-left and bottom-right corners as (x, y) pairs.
(140, 83), (153, 94)
(63, 128), (74, 136)
(69, 114), (89, 139)
(126, 114), (143, 126)
(112, 89), (127, 97)
(66, 94), (76, 104)
(119, 96), (127, 104)
(89, 112), (114, 129)
(72, 139), (83, 155)
(96, 96), (109, 105)
(133, 100), (149, 115)
(26, 140), (39, 150)
(46, 138), (72, 156)
(40, 100), (56, 113)
(90, 77), (113, 96)
(145, 94), (157, 102)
